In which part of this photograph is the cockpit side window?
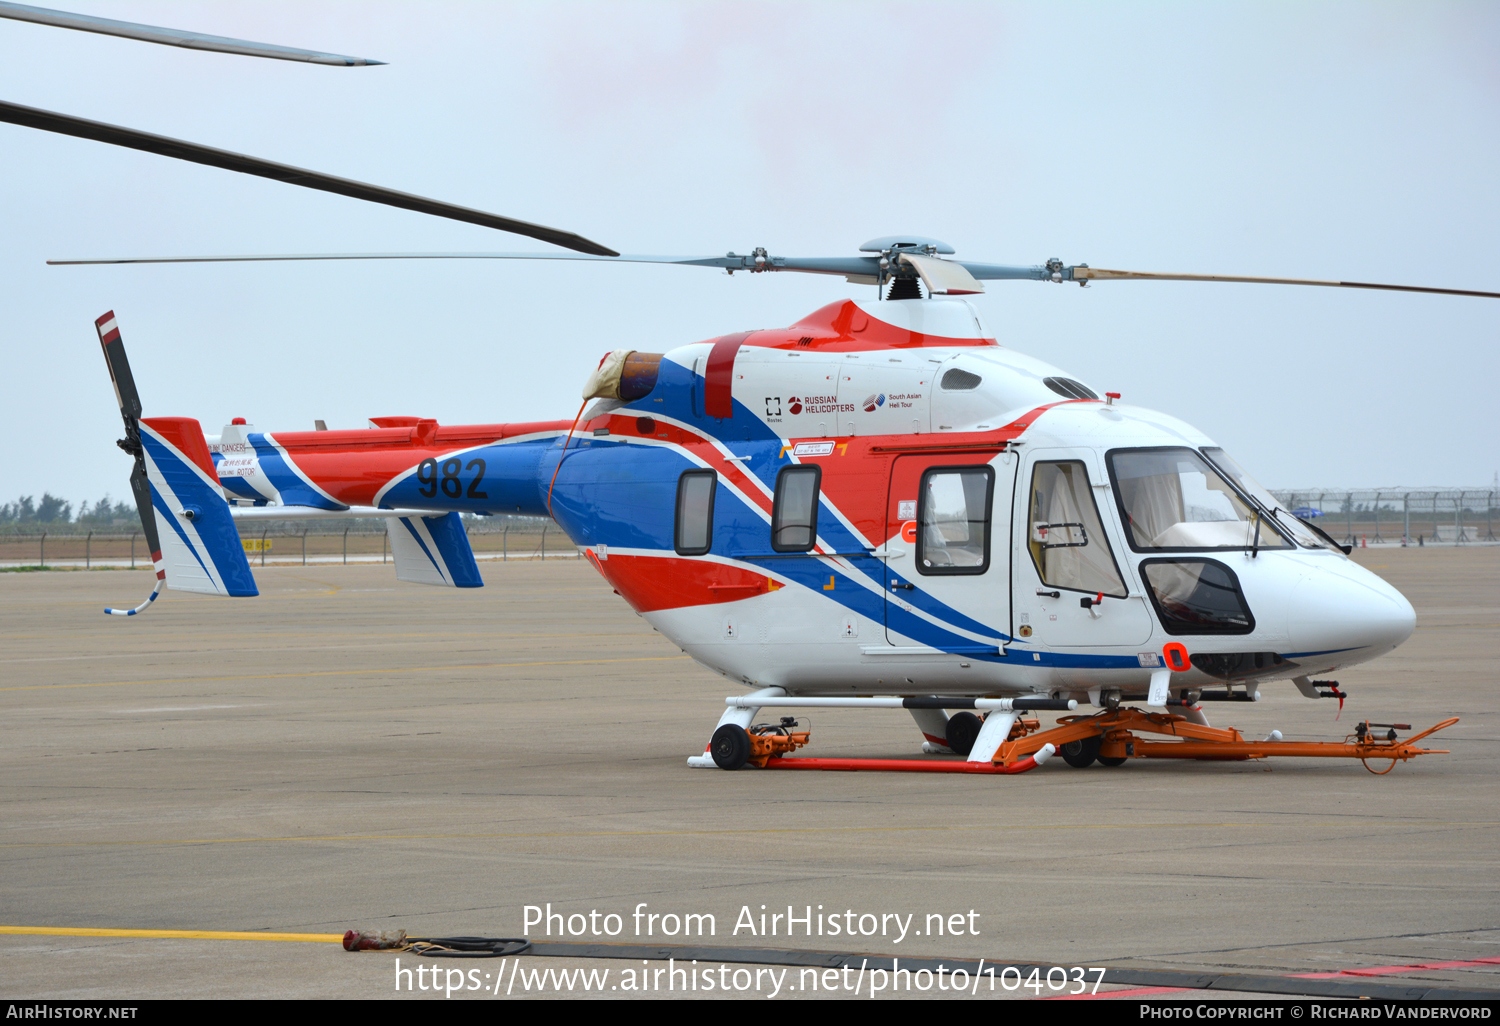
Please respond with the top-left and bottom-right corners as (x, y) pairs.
(1108, 447), (1292, 552)
(1026, 461), (1127, 597)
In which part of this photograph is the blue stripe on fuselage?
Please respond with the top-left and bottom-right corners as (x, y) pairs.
(604, 359), (1005, 639)
(247, 434), (344, 510)
(379, 437), (561, 516)
(548, 438), (1009, 653)
(210, 452), (264, 502)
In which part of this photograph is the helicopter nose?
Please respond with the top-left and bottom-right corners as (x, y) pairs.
(1287, 563), (1416, 658)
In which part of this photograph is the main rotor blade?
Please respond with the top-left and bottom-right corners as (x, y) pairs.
(0, 101), (618, 256)
(46, 251), (869, 272)
(45, 248), (1500, 300)
(50, 252), (725, 267)
(1071, 267), (1500, 300)
(0, 1), (385, 65)
(46, 250), (1052, 283)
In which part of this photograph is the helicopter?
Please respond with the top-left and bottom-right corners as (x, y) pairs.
(6, 4), (1491, 774)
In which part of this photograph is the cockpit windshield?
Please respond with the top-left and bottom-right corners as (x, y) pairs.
(1200, 448), (1342, 553)
(1108, 448), (1292, 551)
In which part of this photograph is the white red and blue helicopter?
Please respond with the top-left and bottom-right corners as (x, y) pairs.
(7, 3), (1493, 776)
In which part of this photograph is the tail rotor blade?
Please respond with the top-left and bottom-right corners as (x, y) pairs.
(127, 459), (163, 577)
(94, 311), (165, 609)
(95, 310), (142, 423)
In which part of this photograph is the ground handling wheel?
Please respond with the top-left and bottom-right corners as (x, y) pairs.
(710, 724), (751, 770)
(1097, 755), (1127, 767)
(1061, 735), (1101, 768)
(945, 712), (982, 756)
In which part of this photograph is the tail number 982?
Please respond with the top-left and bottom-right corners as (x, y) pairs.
(416, 457), (488, 500)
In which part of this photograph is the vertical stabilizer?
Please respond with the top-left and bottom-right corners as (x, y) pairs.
(138, 417), (258, 596)
(385, 512), (482, 588)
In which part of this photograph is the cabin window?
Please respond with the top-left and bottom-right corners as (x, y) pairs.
(917, 466), (993, 575)
(675, 470), (716, 556)
(771, 465), (821, 552)
(1140, 559), (1255, 635)
(1026, 461), (1127, 597)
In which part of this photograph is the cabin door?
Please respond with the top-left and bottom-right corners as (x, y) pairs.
(883, 452), (1014, 652)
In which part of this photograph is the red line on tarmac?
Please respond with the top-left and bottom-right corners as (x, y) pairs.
(1045, 955), (1500, 1000)
(1048, 986), (1187, 1000)
(1292, 955), (1500, 979)
(763, 756), (1042, 774)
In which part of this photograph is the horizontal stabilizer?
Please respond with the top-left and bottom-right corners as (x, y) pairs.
(229, 504), (444, 521)
(387, 512), (482, 588)
(139, 417), (258, 597)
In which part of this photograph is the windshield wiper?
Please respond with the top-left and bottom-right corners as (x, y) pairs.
(1292, 512), (1353, 555)
(1238, 492), (1336, 554)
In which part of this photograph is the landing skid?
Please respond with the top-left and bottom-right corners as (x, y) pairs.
(689, 692), (1457, 776)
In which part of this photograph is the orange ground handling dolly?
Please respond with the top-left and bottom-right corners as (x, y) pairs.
(759, 711), (1456, 775)
(985, 708), (1458, 775)
(695, 692), (1457, 774)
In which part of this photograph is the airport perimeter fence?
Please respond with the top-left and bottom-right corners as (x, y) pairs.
(1268, 489), (1498, 545)
(4, 490), (1495, 567)
(0, 514), (580, 568)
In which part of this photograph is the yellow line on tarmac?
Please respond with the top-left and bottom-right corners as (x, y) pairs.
(0, 655), (691, 692)
(0, 630), (654, 643)
(0, 926), (342, 943)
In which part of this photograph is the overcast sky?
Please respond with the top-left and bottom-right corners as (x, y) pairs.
(1, 1), (1496, 511)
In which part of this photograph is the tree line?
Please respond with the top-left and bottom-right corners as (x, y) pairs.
(0, 494), (136, 526)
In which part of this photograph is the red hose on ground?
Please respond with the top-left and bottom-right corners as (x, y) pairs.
(763, 744), (1054, 775)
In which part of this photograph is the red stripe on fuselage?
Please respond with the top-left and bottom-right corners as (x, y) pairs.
(261, 420), (572, 508)
(998, 399), (1089, 434)
(593, 553), (771, 612)
(704, 332), (753, 419)
(591, 399), (1093, 557)
(270, 420), (571, 454)
(775, 300), (1002, 353)
(785, 401), (1093, 549)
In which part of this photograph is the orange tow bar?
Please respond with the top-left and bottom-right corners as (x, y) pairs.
(730, 707), (1455, 776)
(991, 709), (1457, 775)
